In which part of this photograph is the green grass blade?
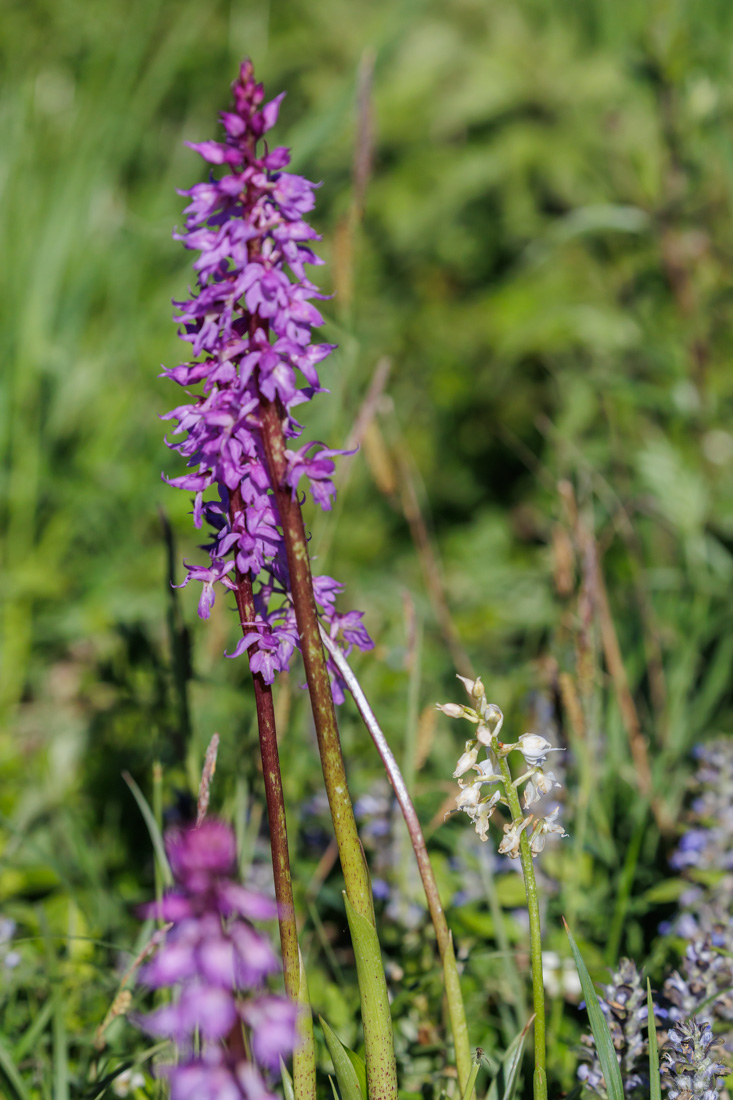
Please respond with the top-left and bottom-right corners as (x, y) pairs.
(647, 980), (661, 1100)
(485, 1014), (534, 1100)
(320, 1017), (365, 1100)
(564, 920), (624, 1100)
(0, 1034), (31, 1100)
(123, 770), (173, 887)
(281, 1058), (295, 1100)
(12, 997), (54, 1062)
(52, 991), (68, 1100)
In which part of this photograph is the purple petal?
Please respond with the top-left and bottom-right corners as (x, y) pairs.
(179, 985), (238, 1039)
(241, 995), (297, 1071)
(170, 1063), (243, 1100)
(216, 881), (278, 921)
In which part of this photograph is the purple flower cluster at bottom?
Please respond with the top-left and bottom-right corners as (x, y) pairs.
(137, 820), (296, 1100)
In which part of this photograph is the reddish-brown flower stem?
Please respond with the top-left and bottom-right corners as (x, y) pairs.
(229, 486), (315, 1100)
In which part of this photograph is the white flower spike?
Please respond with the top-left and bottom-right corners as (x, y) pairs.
(440, 681), (568, 858)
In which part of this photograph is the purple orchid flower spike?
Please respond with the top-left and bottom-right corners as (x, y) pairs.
(162, 59), (372, 691)
(137, 820), (296, 1100)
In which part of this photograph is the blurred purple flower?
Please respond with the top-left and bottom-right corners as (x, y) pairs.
(136, 819), (296, 1099)
(162, 59), (373, 692)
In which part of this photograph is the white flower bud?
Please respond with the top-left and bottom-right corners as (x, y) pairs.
(476, 722), (493, 746)
(456, 674), (486, 701)
(472, 791), (500, 841)
(436, 702), (479, 722)
(456, 784), (481, 809)
(453, 743), (480, 779)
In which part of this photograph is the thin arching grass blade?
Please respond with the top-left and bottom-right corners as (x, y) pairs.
(647, 979), (661, 1100)
(0, 1034), (31, 1100)
(485, 1014), (534, 1100)
(122, 771), (173, 887)
(564, 919), (624, 1100)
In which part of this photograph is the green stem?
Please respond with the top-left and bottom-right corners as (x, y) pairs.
(461, 1051), (483, 1100)
(259, 397), (398, 1100)
(496, 755), (547, 1100)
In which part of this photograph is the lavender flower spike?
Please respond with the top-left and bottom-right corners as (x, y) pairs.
(661, 1017), (727, 1100)
(163, 59), (372, 697)
(137, 819), (296, 1100)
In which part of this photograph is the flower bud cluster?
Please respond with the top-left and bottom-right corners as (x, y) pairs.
(163, 60), (372, 696)
(437, 676), (567, 857)
(661, 1018), (727, 1100)
(137, 819), (296, 1100)
(662, 934), (733, 1026)
(667, 738), (733, 944)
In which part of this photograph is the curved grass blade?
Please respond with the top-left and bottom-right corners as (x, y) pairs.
(485, 1014), (534, 1100)
(122, 770), (173, 887)
(647, 979), (661, 1100)
(0, 1034), (31, 1100)
(281, 1058), (295, 1100)
(563, 919), (623, 1100)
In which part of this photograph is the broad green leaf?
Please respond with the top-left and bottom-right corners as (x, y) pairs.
(564, 920), (623, 1100)
(344, 1047), (367, 1099)
(320, 1017), (365, 1100)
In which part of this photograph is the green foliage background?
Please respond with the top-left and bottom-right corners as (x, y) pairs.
(2, 0), (733, 1095)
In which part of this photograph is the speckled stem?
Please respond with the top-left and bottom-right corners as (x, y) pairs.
(229, 487), (316, 1100)
(258, 397), (398, 1100)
